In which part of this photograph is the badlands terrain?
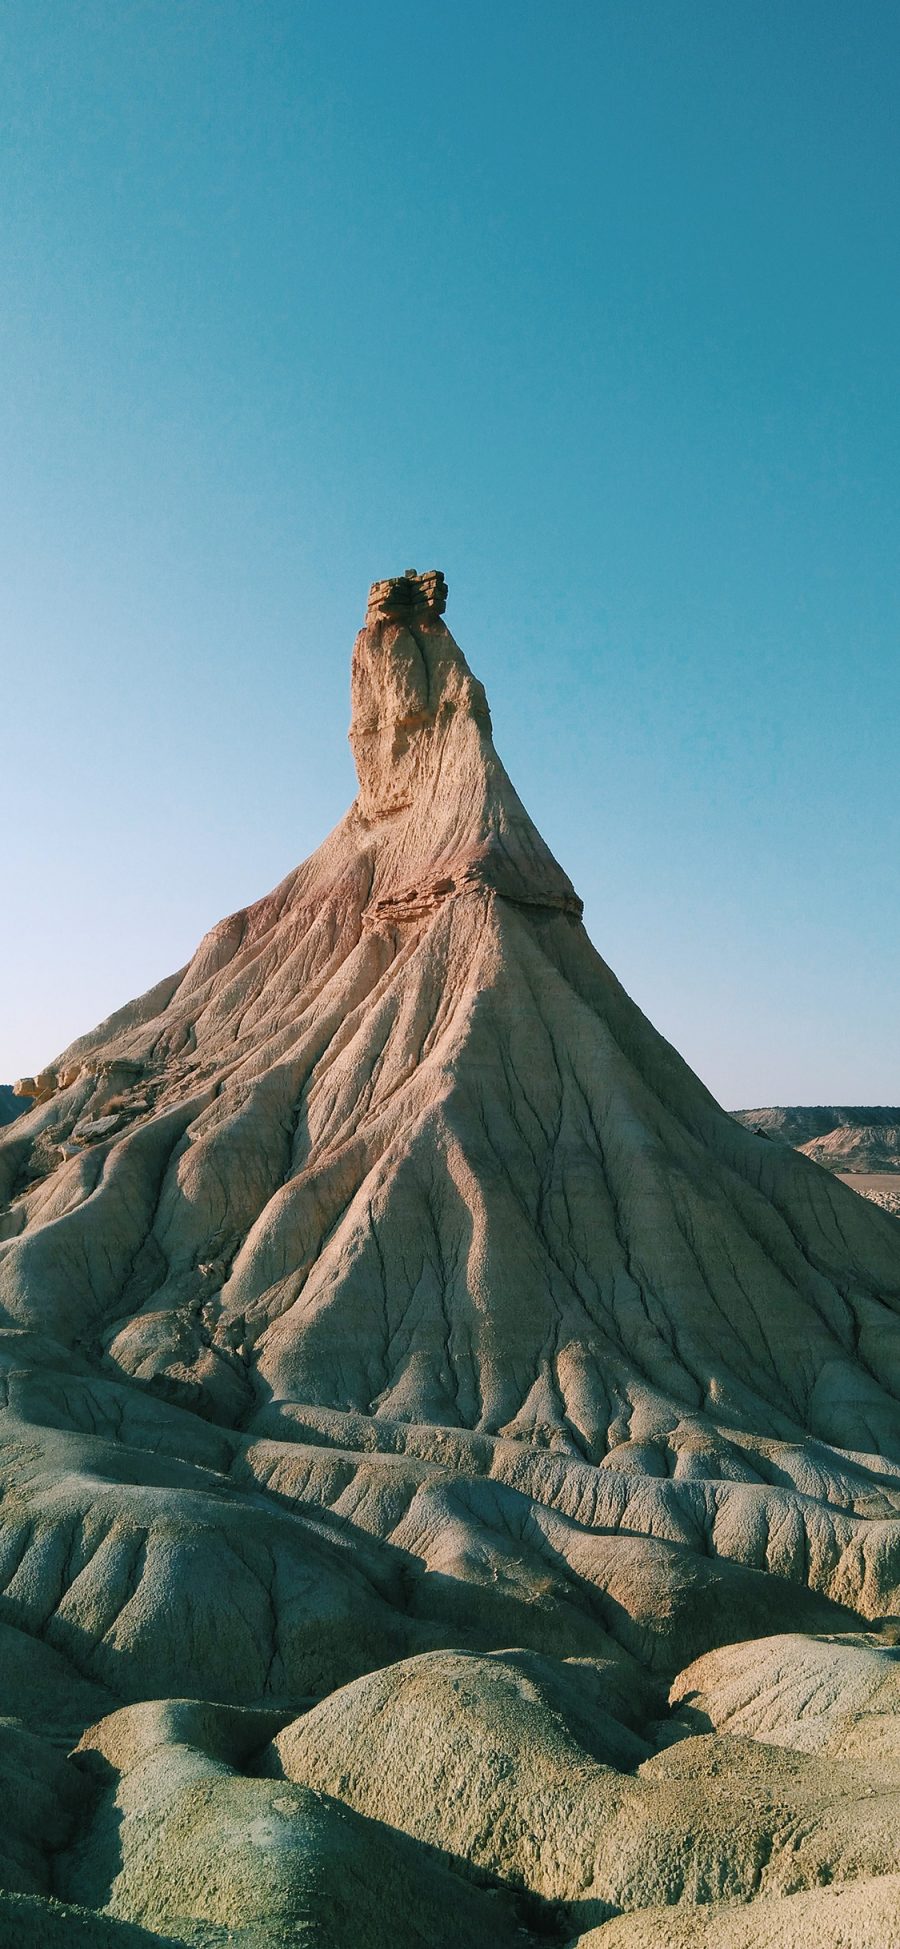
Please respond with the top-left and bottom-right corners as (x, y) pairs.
(732, 1107), (900, 1218)
(1, 570), (900, 1947)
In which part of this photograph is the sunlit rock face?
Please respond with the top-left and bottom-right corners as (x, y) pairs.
(2, 573), (899, 1948)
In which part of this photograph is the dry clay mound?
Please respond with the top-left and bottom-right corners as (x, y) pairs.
(2, 570), (900, 1947)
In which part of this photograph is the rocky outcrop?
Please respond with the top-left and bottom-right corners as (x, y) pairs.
(1, 573), (899, 1946)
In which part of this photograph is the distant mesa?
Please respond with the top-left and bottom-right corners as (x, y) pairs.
(733, 1105), (900, 1213)
(732, 1103), (900, 1157)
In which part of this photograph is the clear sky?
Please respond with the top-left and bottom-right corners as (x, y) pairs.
(2, 1), (898, 1107)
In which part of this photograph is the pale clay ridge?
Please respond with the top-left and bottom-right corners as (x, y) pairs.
(1, 570), (899, 1947)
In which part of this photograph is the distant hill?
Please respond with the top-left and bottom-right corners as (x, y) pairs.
(800, 1123), (900, 1174)
(0, 1084), (31, 1126)
(732, 1106), (900, 1196)
(732, 1105), (900, 1152)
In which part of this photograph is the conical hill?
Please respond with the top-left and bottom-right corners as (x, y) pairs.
(2, 572), (900, 1948)
(5, 569), (898, 1457)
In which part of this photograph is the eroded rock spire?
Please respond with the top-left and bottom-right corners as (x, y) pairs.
(365, 567), (448, 623)
(1, 568), (900, 1944)
(349, 568), (582, 918)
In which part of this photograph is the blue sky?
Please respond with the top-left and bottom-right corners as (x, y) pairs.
(2, 1), (898, 1105)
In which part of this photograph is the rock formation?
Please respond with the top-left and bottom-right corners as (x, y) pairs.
(1, 571), (899, 1948)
